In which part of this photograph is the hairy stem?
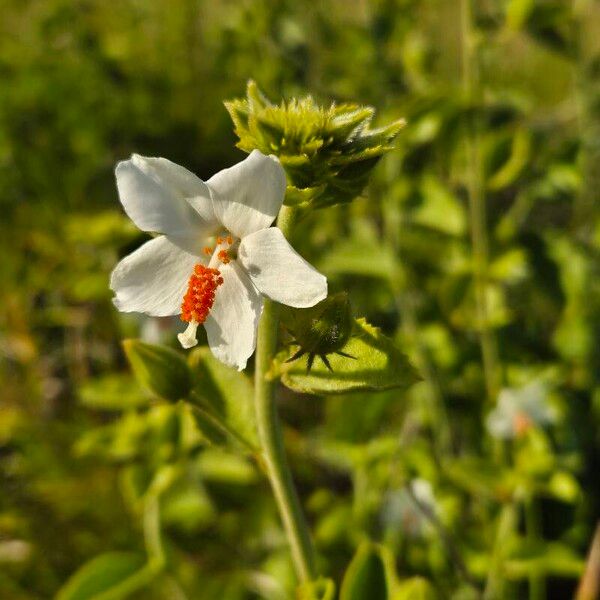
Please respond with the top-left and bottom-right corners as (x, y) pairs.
(254, 205), (317, 583)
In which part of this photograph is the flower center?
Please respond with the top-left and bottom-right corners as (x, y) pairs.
(180, 264), (224, 325)
(177, 235), (236, 350)
(513, 411), (532, 437)
(203, 235), (237, 265)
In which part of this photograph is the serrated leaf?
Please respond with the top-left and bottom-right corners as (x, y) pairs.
(188, 346), (258, 449)
(276, 318), (419, 395)
(56, 552), (147, 600)
(340, 544), (388, 600)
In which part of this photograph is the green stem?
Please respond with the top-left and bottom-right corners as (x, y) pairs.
(460, 0), (501, 405)
(483, 502), (517, 600)
(254, 205), (317, 583)
(144, 493), (166, 567)
(525, 495), (545, 600)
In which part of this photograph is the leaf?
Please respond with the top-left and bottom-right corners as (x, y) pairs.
(340, 543), (388, 600)
(123, 340), (191, 402)
(412, 176), (466, 236)
(487, 128), (531, 191)
(188, 347), (258, 449)
(318, 237), (399, 281)
(394, 577), (438, 600)
(296, 578), (336, 600)
(78, 374), (151, 411)
(504, 540), (585, 578)
(275, 318), (419, 395)
(56, 552), (146, 600)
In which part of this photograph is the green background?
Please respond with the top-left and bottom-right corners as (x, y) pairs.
(1, 1), (599, 598)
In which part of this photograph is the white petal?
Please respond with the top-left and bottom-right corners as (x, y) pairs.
(116, 155), (215, 238)
(238, 227), (327, 308)
(110, 235), (199, 316)
(207, 150), (287, 239)
(204, 261), (263, 370)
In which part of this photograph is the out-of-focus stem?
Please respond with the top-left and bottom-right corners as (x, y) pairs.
(460, 0), (501, 404)
(525, 495), (545, 600)
(254, 205), (317, 584)
(573, 0), (600, 240)
(483, 502), (517, 600)
(381, 172), (451, 456)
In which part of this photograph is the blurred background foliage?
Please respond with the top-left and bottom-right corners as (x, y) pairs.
(1, 0), (599, 598)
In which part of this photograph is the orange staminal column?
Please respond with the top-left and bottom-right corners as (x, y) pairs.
(177, 264), (224, 349)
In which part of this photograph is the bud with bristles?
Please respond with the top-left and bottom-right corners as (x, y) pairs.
(281, 293), (355, 372)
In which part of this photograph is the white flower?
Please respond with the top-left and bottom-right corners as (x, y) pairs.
(486, 380), (556, 439)
(110, 150), (327, 370)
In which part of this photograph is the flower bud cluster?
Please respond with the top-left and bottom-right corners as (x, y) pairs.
(225, 81), (405, 209)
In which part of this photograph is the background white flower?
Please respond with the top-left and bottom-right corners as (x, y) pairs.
(486, 380), (557, 439)
(381, 479), (437, 538)
(110, 150), (327, 370)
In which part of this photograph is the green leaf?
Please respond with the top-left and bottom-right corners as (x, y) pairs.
(123, 340), (191, 402)
(275, 318), (419, 395)
(412, 176), (466, 236)
(56, 552), (146, 600)
(394, 577), (438, 600)
(78, 374), (151, 411)
(188, 347), (258, 449)
(340, 543), (388, 600)
(487, 128), (531, 191)
(318, 237), (399, 281)
(296, 577), (336, 600)
(504, 540), (585, 578)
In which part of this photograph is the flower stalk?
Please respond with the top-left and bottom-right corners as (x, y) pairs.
(254, 204), (317, 583)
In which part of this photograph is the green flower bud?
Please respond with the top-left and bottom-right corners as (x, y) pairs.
(225, 81), (405, 210)
(123, 340), (191, 402)
(282, 293), (355, 372)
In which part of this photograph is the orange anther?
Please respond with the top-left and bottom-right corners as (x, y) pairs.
(226, 235), (233, 245)
(216, 236), (223, 245)
(203, 246), (213, 256)
(180, 264), (223, 324)
(217, 249), (231, 264)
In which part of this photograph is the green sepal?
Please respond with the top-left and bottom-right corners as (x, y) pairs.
(274, 318), (420, 395)
(122, 340), (191, 402)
